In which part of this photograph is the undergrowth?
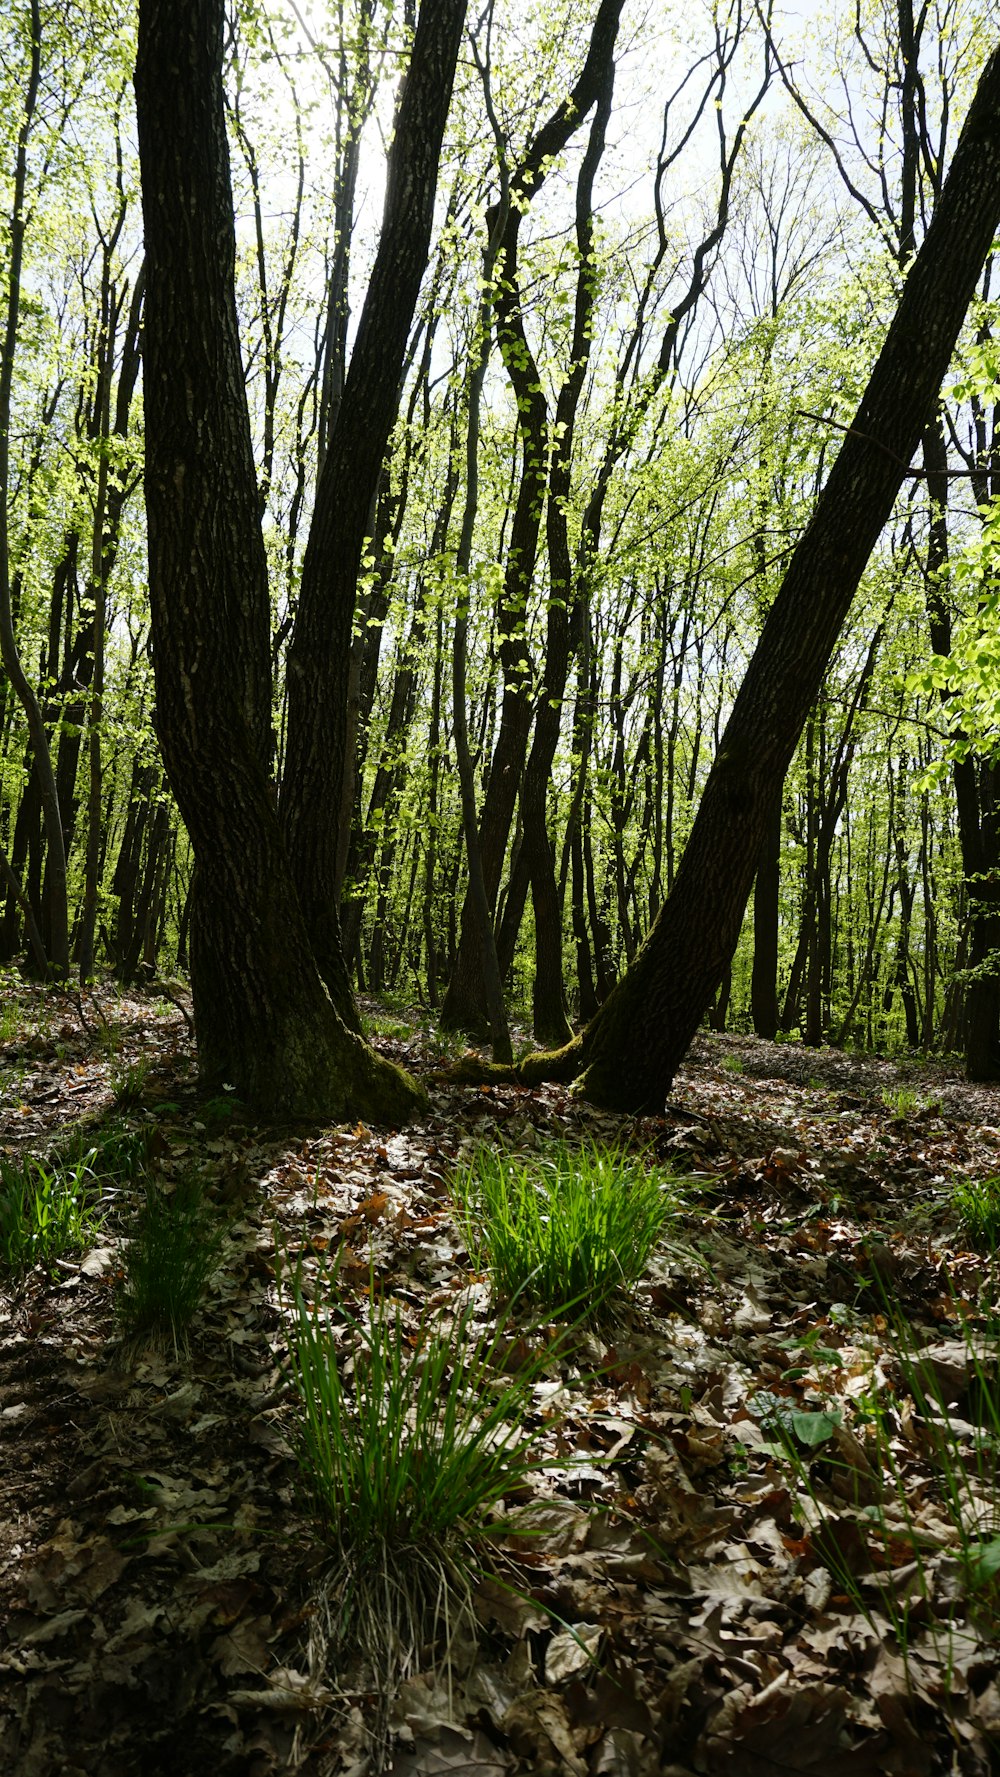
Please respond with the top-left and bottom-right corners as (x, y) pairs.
(453, 1138), (682, 1317)
(765, 1302), (1000, 1673)
(955, 1174), (1000, 1254)
(115, 1173), (225, 1351)
(0, 1153), (104, 1276)
(280, 1255), (576, 1742)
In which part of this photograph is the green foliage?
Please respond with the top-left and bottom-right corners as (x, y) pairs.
(954, 1175), (1000, 1255)
(767, 1306), (1000, 1658)
(0, 1152), (104, 1276)
(453, 1139), (680, 1316)
(115, 1174), (225, 1351)
(281, 1259), (570, 1691)
(881, 1086), (919, 1119)
(198, 1092), (246, 1131)
(720, 1054), (745, 1075)
(0, 999), (21, 1045)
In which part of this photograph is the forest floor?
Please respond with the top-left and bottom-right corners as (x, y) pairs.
(2, 975), (1000, 1777)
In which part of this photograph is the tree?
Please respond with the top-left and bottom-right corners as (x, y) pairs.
(133, 0), (466, 1118)
(0, 1), (70, 977)
(278, 0), (469, 1028)
(511, 41), (1000, 1110)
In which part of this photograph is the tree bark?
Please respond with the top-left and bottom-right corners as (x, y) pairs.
(135, 0), (423, 1123)
(514, 44), (1000, 1110)
(0, 1), (70, 976)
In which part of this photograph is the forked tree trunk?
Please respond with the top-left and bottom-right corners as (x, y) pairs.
(135, 0), (423, 1122)
(516, 44), (1000, 1111)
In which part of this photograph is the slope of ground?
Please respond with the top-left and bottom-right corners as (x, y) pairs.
(1, 976), (998, 1776)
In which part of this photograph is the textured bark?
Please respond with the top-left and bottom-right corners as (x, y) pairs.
(279, 0), (467, 1021)
(135, 0), (423, 1122)
(520, 46), (1000, 1111)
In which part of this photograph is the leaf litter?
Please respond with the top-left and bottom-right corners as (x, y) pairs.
(0, 980), (999, 1772)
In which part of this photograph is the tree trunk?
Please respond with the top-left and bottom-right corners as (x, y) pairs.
(279, 0), (467, 1023)
(135, 0), (423, 1123)
(0, 1), (70, 976)
(516, 46), (1000, 1110)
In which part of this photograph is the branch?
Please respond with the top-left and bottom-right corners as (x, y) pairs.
(796, 410), (989, 478)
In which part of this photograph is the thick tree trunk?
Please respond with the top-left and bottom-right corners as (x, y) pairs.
(135, 0), (423, 1123)
(516, 46), (1000, 1111)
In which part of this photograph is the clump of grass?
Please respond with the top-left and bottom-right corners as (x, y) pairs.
(59, 1119), (149, 1183)
(955, 1175), (1000, 1255)
(115, 1173), (225, 1351)
(454, 1139), (679, 1317)
(0, 1152), (104, 1276)
(720, 1053), (745, 1074)
(280, 1259), (570, 1726)
(0, 998), (21, 1045)
(882, 1085), (919, 1119)
(110, 1054), (153, 1108)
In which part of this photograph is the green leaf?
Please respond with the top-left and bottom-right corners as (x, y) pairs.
(790, 1409), (841, 1447)
(969, 1538), (1000, 1583)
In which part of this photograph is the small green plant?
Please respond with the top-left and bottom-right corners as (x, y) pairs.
(955, 1175), (1000, 1254)
(115, 1174), (225, 1351)
(95, 1019), (125, 1058)
(0, 1153), (104, 1276)
(110, 1055), (153, 1108)
(59, 1120), (149, 1183)
(881, 1086), (919, 1118)
(0, 999), (21, 1045)
(454, 1139), (679, 1316)
(765, 1303), (1000, 1673)
(198, 1091), (245, 1131)
(367, 1013), (411, 1041)
(720, 1053), (744, 1074)
(280, 1258), (574, 1714)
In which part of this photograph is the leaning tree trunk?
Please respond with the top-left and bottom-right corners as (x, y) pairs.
(516, 44), (1000, 1111)
(135, 0), (422, 1123)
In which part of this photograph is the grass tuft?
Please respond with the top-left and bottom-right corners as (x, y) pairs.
(0, 1152), (104, 1276)
(881, 1086), (919, 1119)
(453, 1138), (679, 1317)
(954, 1175), (1000, 1255)
(115, 1173), (225, 1351)
(280, 1257), (570, 1721)
(110, 1055), (153, 1109)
